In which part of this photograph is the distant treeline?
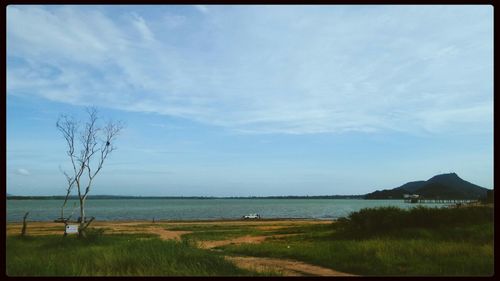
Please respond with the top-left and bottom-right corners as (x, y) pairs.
(6, 195), (365, 200)
(226, 195), (365, 199)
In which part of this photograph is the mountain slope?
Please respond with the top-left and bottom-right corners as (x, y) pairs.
(417, 173), (488, 199)
(394, 181), (426, 193)
(365, 173), (489, 199)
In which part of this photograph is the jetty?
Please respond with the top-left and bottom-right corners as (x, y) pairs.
(404, 198), (477, 204)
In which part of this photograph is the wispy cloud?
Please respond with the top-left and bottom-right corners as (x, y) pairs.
(193, 5), (209, 14)
(15, 168), (30, 176)
(131, 13), (155, 42)
(7, 5), (493, 135)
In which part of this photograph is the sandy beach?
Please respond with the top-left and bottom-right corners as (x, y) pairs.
(6, 218), (332, 238)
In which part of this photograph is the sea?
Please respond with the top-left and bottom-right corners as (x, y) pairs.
(6, 199), (452, 222)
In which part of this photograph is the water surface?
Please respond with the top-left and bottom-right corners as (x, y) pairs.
(6, 199), (451, 222)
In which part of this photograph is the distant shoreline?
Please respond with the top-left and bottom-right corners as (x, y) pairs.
(6, 217), (333, 224)
(6, 195), (366, 200)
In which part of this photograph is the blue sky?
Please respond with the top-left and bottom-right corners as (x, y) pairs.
(7, 5), (493, 196)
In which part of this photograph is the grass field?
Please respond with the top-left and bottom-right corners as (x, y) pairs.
(219, 206), (494, 276)
(167, 224), (266, 241)
(6, 233), (277, 276)
(6, 205), (494, 276)
(220, 222), (493, 276)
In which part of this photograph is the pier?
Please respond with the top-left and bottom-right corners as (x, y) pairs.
(404, 198), (477, 204)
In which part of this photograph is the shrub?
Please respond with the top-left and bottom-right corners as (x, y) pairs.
(81, 227), (105, 242)
(336, 206), (493, 236)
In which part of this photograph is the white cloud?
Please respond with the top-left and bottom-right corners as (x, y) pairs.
(131, 13), (155, 42)
(15, 168), (30, 176)
(193, 5), (209, 14)
(6, 5), (493, 135)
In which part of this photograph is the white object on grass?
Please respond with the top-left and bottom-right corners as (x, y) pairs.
(66, 224), (79, 234)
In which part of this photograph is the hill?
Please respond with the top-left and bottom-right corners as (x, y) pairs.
(365, 173), (490, 200)
(394, 181), (426, 193)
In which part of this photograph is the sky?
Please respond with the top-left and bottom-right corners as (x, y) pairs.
(6, 5), (493, 196)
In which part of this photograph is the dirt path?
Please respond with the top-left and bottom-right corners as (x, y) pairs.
(225, 256), (356, 276)
(198, 234), (297, 249)
(198, 235), (267, 249)
(193, 233), (356, 276)
(145, 227), (191, 241)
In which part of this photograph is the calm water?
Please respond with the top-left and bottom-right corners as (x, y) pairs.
(6, 199), (451, 222)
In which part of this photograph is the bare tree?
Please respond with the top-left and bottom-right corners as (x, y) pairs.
(57, 107), (123, 237)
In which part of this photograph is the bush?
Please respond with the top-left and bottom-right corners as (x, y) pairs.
(81, 227), (105, 242)
(336, 206), (493, 236)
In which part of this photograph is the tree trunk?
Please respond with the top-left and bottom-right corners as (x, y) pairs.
(63, 220), (68, 237)
(79, 198), (85, 237)
(60, 194), (69, 221)
(21, 212), (29, 237)
(79, 217), (95, 238)
(80, 199), (86, 221)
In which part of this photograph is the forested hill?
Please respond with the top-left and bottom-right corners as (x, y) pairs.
(365, 173), (490, 200)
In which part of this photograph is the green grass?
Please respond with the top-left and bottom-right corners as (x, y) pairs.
(174, 224), (332, 241)
(219, 206), (494, 276)
(221, 223), (494, 276)
(6, 233), (269, 276)
(7, 206), (493, 276)
(336, 205), (494, 236)
(175, 225), (266, 241)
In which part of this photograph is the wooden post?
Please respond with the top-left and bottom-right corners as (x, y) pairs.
(21, 212), (29, 237)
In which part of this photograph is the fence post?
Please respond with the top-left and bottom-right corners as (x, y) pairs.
(21, 211), (30, 237)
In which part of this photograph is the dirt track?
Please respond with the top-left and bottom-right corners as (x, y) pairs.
(198, 233), (298, 249)
(225, 256), (356, 276)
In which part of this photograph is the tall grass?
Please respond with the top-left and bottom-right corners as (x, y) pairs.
(336, 205), (493, 236)
(6, 234), (260, 276)
(222, 222), (493, 276)
(223, 234), (493, 276)
(220, 206), (494, 276)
